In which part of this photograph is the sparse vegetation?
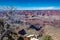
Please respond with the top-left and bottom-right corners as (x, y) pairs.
(42, 35), (53, 40)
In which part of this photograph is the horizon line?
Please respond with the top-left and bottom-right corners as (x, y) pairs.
(0, 6), (60, 10)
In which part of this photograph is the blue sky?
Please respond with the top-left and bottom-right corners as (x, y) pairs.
(0, 0), (60, 10)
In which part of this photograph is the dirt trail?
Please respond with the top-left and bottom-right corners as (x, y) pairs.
(44, 25), (60, 40)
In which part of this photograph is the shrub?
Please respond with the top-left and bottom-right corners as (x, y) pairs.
(42, 35), (53, 40)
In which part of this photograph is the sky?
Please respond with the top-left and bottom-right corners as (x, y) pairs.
(0, 0), (60, 10)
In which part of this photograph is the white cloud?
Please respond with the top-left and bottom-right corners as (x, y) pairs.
(0, 6), (60, 10)
(39, 7), (55, 10)
(17, 7), (60, 10)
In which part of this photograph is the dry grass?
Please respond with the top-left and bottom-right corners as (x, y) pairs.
(44, 25), (60, 40)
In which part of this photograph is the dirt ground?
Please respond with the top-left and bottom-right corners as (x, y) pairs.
(44, 25), (60, 40)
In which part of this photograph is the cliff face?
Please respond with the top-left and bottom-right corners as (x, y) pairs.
(16, 10), (60, 16)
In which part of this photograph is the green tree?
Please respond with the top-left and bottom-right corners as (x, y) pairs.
(42, 35), (53, 40)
